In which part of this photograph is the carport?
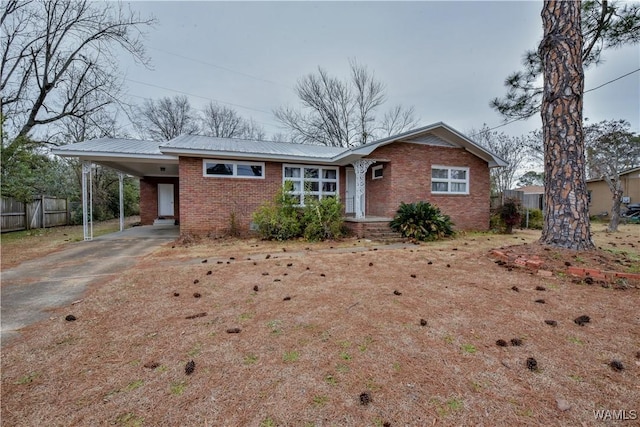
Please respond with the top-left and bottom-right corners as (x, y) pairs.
(52, 138), (179, 240)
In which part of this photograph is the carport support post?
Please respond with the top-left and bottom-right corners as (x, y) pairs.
(82, 161), (93, 241)
(118, 172), (124, 232)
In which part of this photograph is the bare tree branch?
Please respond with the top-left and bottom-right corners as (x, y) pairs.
(1, 0), (155, 141)
(275, 61), (418, 148)
(133, 95), (199, 141)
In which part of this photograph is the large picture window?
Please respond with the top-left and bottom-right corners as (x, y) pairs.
(203, 159), (264, 179)
(283, 164), (339, 206)
(431, 166), (469, 194)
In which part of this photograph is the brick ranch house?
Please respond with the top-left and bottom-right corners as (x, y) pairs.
(53, 122), (506, 238)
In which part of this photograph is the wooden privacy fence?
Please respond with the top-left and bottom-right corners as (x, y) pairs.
(1, 196), (70, 232)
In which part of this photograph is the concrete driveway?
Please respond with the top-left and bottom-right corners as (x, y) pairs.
(1, 225), (179, 346)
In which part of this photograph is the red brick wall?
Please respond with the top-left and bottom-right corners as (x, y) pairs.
(179, 158), (282, 236)
(364, 142), (491, 230)
(139, 177), (180, 225)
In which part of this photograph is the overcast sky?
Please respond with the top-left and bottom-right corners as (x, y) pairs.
(119, 1), (640, 140)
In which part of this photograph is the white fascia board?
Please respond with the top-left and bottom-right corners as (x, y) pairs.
(52, 150), (178, 162)
(160, 147), (338, 165)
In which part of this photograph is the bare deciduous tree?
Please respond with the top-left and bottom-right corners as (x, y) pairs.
(134, 95), (199, 141)
(472, 125), (527, 195)
(1, 0), (154, 141)
(275, 60), (417, 148)
(200, 102), (265, 140)
(380, 105), (419, 137)
(585, 119), (639, 232)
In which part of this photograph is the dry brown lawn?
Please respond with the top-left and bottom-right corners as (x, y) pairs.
(2, 224), (639, 426)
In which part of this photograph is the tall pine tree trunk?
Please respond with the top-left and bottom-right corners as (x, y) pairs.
(539, 0), (595, 250)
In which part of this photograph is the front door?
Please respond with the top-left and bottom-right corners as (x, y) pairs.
(345, 168), (355, 214)
(158, 183), (174, 217)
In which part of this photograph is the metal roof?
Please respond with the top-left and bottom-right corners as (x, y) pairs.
(52, 123), (508, 169)
(53, 137), (165, 156)
(160, 134), (344, 160)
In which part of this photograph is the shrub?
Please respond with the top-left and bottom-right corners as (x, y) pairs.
(390, 201), (454, 241)
(521, 208), (543, 229)
(301, 196), (343, 241)
(489, 209), (505, 232)
(252, 183), (302, 240)
(499, 198), (522, 234)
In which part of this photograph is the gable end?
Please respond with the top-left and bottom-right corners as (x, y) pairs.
(399, 134), (456, 147)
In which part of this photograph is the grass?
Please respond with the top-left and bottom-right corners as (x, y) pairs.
(115, 412), (144, 427)
(282, 350), (300, 362)
(312, 395), (329, 407)
(260, 418), (276, 427)
(339, 351), (352, 361)
(169, 381), (186, 396)
(461, 344), (477, 354)
(568, 336), (584, 345)
(14, 372), (38, 385)
(187, 343), (202, 357)
(243, 354), (258, 365)
(266, 319), (283, 335)
(324, 375), (337, 386)
(1, 226), (638, 426)
(123, 380), (144, 392)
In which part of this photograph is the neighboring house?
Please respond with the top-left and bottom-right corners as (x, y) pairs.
(586, 167), (640, 217)
(53, 122), (507, 237)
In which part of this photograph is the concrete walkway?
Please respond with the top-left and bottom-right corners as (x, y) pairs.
(1, 225), (179, 346)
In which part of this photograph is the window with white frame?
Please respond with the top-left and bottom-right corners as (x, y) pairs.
(431, 166), (469, 194)
(372, 164), (383, 180)
(283, 165), (339, 206)
(203, 159), (265, 179)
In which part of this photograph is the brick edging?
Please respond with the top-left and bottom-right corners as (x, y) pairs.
(489, 249), (640, 282)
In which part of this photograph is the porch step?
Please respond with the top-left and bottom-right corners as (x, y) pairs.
(153, 218), (176, 226)
(345, 220), (405, 242)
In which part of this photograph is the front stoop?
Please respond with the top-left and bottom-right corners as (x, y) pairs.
(344, 220), (405, 243)
(153, 218), (176, 226)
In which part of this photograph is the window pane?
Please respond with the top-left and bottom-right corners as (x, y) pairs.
(373, 167), (383, 178)
(304, 181), (320, 192)
(451, 182), (467, 192)
(285, 180), (302, 192)
(322, 182), (336, 192)
(304, 168), (319, 178)
(206, 163), (233, 175)
(432, 182), (448, 192)
(284, 167), (300, 178)
(451, 169), (467, 180)
(237, 164), (262, 177)
(290, 194), (301, 204)
(432, 168), (448, 179)
(306, 194), (319, 202)
(323, 169), (337, 180)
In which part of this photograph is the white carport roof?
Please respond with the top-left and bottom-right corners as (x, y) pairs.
(52, 138), (179, 177)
